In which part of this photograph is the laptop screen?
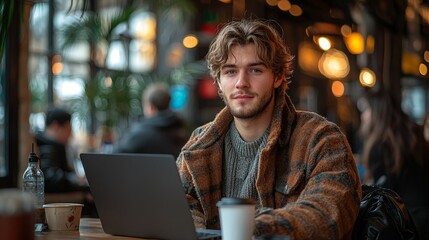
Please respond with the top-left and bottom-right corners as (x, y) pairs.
(80, 153), (220, 240)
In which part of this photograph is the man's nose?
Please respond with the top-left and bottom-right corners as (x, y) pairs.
(235, 71), (250, 88)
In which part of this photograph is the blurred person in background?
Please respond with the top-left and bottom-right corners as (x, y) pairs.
(424, 112), (429, 143)
(113, 82), (189, 158)
(35, 106), (87, 193)
(35, 106), (96, 216)
(359, 90), (429, 239)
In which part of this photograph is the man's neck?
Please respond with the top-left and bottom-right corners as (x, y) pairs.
(233, 101), (274, 142)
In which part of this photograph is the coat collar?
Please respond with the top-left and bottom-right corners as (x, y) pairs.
(186, 88), (297, 151)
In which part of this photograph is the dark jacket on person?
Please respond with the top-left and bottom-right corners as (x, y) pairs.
(368, 134), (429, 239)
(177, 89), (362, 239)
(35, 132), (82, 193)
(113, 110), (189, 158)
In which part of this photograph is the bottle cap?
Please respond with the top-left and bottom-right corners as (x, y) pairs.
(28, 152), (40, 163)
(28, 143), (40, 163)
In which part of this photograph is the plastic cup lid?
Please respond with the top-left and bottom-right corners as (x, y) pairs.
(43, 203), (84, 208)
(216, 197), (255, 206)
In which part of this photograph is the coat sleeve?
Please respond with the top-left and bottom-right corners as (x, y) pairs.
(176, 128), (207, 229)
(254, 123), (362, 240)
(177, 155), (206, 229)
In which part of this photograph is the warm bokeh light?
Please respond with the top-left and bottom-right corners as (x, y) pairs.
(406, 6), (416, 20)
(317, 37), (331, 51)
(129, 41), (156, 72)
(298, 42), (322, 75)
(52, 62), (63, 75)
(359, 68), (376, 87)
(104, 76), (113, 88)
(278, 0), (291, 11)
(419, 63), (428, 75)
(52, 54), (63, 75)
(133, 14), (156, 41)
(183, 34), (198, 48)
(266, 0), (278, 6)
(318, 49), (350, 79)
(289, 4), (303, 16)
(402, 51), (421, 75)
(344, 32), (364, 54)
(218, 0), (231, 3)
(167, 43), (184, 67)
(332, 81), (345, 97)
(424, 50), (429, 63)
(366, 35), (375, 54)
(340, 25), (352, 37)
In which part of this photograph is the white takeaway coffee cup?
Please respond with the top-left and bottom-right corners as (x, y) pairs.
(217, 197), (256, 240)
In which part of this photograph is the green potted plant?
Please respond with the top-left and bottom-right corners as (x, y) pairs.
(59, 0), (202, 132)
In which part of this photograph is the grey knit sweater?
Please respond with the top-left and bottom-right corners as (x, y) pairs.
(222, 122), (269, 203)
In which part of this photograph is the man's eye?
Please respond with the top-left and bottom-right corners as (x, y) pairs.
(250, 68), (262, 73)
(223, 69), (236, 75)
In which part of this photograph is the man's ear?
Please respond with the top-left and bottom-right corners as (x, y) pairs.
(274, 77), (283, 88)
(216, 79), (221, 90)
(216, 81), (225, 99)
(143, 102), (157, 117)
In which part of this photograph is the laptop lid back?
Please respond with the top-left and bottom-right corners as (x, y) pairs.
(80, 153), (199, 240)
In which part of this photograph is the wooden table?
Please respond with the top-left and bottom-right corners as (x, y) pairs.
(35, 218), (148, 239)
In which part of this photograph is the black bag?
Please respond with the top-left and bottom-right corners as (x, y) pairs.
(353, 185), (418, 240)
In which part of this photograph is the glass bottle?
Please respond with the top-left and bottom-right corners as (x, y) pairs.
(22, 144), (45, 209)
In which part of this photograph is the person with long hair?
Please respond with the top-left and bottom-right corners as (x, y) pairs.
(424, 112), (429, 143)
(360, 90), (429, 239)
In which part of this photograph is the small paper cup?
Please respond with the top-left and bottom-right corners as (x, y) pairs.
(217, 198), (256, 240)
(43, 203), (84, 231)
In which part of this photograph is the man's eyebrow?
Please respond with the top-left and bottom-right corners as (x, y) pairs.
(249, 62), (267, 67)
(222, 63), (236, 68)
(222, 62), (267, 68)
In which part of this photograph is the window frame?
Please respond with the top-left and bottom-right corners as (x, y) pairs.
(0, 4), (20, 188)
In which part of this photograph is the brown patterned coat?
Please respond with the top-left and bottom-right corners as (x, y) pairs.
(177, 89), (362, 240)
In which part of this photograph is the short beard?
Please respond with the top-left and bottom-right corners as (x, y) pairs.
(222, 88), (275, 119)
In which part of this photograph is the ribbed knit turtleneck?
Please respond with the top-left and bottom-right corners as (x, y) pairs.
(222, 122), (269, 200)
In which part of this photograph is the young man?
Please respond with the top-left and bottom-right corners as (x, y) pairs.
(177, 19), (362, 239)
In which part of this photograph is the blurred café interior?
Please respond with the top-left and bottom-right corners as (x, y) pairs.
(1, 0), (428, 190)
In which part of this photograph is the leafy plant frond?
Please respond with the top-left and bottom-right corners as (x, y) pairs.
(105, 7), (136, 41)
(60, 13), (105, 50)
(66, 0), (89, 17)
(60, 7), (135, 50)
(0, 0), (16, 64)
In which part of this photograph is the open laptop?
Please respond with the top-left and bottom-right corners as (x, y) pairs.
(80, 153), (221, 240)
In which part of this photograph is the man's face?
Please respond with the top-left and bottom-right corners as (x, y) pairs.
(218, 44), (281, 119)
(58, 121), (72, 145)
